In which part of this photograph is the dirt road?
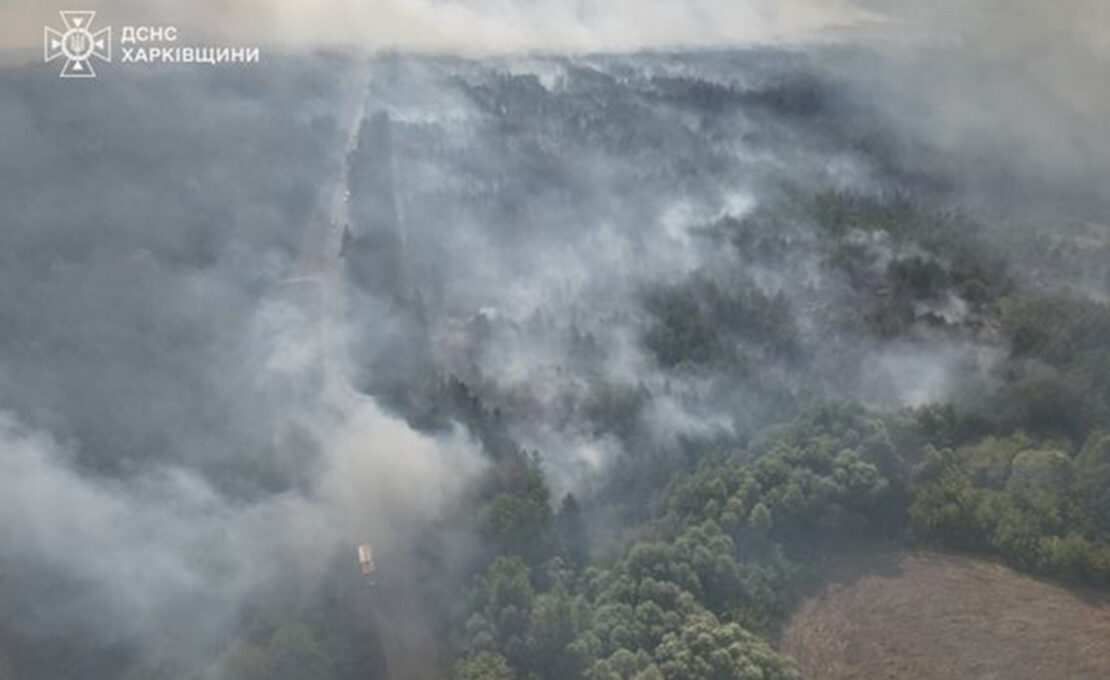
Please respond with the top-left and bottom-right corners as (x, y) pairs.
(290, 59), (444, 680)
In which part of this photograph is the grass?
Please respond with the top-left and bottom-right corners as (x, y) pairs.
(781, 551), (1110, 679)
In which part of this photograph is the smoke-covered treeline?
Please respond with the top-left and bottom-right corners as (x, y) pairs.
(328, 46), (1110, 680)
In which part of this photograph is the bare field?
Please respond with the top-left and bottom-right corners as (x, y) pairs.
(781, 552), (1110, 680)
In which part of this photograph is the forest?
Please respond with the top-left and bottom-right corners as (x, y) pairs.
(2, 10), (1110, 680)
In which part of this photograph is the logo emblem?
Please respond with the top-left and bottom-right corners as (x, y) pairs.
(44, 11), (111, 78)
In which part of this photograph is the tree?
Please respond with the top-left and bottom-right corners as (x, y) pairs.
(653, 613), (798, 680)
(454, 652), (513, 680)
(216, 640), (268, 680)
(747, 502), (772, 536)
(265, 625), (329, 680)
(556, 494), (590, 567)
(1076, 431), (1110, 540)
(529, 589), (587, 679)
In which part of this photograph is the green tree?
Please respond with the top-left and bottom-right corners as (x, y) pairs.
(216, 640), (268, 680)
(1076, 431), (1110, 540)
(529, 589), (587, 679)
(653, 613), (798, 680)
(454, 652), (513, 680)
(265, 624), (329, 680)
(556, 493), (590, 567)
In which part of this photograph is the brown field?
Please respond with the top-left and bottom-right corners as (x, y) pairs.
(781, 552), (1110, 680)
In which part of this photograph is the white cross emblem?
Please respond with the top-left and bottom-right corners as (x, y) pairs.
(44, 11), (112, 78)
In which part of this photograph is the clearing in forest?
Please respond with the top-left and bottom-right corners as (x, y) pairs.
(781, 551), (1110, 680)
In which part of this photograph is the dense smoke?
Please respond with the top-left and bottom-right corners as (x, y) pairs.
(0, 57), (481, 667)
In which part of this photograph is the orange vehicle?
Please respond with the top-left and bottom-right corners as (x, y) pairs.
(357, 543), (376, 579)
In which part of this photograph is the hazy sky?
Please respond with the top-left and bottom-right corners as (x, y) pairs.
(4, 0), (1104, 74)
(6, 0), (877, 52)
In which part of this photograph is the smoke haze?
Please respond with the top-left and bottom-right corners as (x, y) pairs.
(1, 1), (1108, 678)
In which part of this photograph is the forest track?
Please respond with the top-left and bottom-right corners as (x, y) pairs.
(293, 57), (445, 680)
